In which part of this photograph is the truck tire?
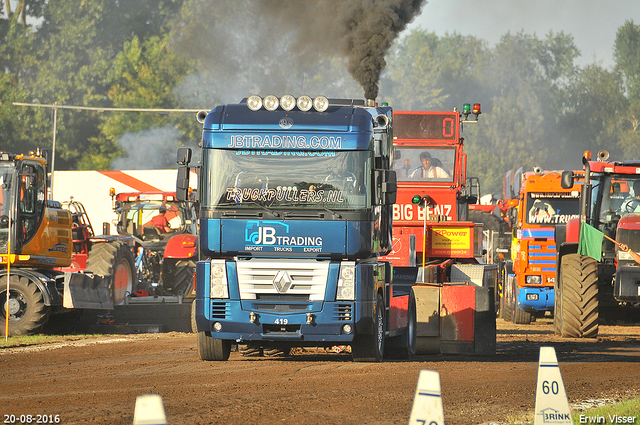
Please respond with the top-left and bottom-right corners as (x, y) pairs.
(86, 241), (136, 305)
(190, 300), (197, 333)
(0, 275), (50, 336)
(352, 293), (385, 362)
(512, 284), (532, 324)
(559, 253), (599, 338)
(384, 289), (417, 359)
(162, 259), (196, 296)
(198, 331), (231, 361)
(501, 265), (514, 322)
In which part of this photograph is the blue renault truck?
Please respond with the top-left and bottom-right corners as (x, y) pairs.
(176, 95), (417, 362)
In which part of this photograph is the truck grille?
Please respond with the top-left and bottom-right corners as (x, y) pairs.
(334, 304), (353, 321)
(236, 258), (329, 301)
(211, 301), (229, 319)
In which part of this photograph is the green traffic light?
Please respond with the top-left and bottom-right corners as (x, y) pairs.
(462, 103), (471, 114)
(411, 195), (422, 205)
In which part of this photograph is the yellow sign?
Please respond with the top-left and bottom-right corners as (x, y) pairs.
(427, 225), (473, 257)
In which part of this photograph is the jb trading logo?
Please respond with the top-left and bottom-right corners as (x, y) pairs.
(244, 221), (323, 252)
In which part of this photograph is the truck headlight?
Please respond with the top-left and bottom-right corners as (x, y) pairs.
(297, 95), (313, 111)
(247, 95), (262, 111)
(337, 262), (355, 301)
(525, 275), (542, 285)
(313, 96), (329, 112)
(280, 94), (296, 111)
(264, 95), (279, 111)
(210, 260), (229, 299)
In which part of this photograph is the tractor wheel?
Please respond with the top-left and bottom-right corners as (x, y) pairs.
(554, 262), (564, 336)
(352, 293), (385, 362)
(0, 275), (50, 336)
(559, 254), (599, 338)
(87, 241), (136, 305)
(198, 331), (231, 361)
(162, 259), (196, 296)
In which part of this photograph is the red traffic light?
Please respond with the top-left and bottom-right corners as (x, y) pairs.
(472, 103), (481, 115)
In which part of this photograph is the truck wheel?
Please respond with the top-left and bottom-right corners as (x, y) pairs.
(190, 300), (197, 333)
(162, 259), (196, 296)
(501, 267), (514, 322)
(0, 275), (50, 336)
(559, 253), (599, 338)
(512, 285), (532, 324)
(198, 331), (231, 361)
(352, 293), (385, 362)
(87, 241), (136, 305)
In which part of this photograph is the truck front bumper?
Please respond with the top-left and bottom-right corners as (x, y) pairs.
(516, 286), (554, 313)
(194, 298), (374, 345)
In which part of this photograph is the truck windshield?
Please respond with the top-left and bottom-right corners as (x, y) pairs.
(202, 150), (371, 211)
(392, 147), (455, 182)
(526, 192), (580, 225)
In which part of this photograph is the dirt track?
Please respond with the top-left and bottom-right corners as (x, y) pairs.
(1, 319), (639, 425)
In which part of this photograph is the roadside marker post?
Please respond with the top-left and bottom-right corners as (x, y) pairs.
(534, 346), (572, 425)
(408, 369), (445, 425)
(133, 394), (167, 425)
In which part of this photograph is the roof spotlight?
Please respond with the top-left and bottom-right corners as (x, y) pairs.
(247, 95), (263, 111)
(297, 95), (313, 112)
(280, 94), (296, 111)
(264, 95), (279, 111)
(313, 96), (329, 112)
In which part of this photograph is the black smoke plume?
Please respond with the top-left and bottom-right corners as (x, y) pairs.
(174, 0), (427, 99)
(254, 0), (427, 99)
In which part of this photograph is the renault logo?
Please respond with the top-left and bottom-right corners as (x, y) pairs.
(273, 271), (293, 293)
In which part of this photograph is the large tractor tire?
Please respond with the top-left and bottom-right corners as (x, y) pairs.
(86, 241), (136, 305)
(558, 254), (599, 338)
(162, 259), (196, 296)
(0, 275), (50, 336)
(198, 331), (231, 361)
(352, 293), (385, 362)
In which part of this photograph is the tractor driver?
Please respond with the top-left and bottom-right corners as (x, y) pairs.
(150, 206), (172, 233)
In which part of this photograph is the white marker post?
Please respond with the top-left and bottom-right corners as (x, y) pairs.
(133, 394), (167, 425)
(534, 346), (572, 425)
(408, 370), (445, 425)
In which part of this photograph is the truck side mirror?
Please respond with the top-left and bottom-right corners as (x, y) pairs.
(177, 147), (192, 166)
(560, 170), (574, 189)
(176, 166), (190, 202)
(375, 170), (397, 205)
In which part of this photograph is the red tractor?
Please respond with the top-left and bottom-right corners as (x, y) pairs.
(111, 191), (198, 297)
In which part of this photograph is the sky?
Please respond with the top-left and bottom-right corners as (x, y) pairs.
(407, 0), (640, 68)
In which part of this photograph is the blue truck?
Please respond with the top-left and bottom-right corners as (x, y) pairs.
(177, 95), (417, 362)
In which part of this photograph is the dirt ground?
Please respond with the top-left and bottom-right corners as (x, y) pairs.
(1, 319), (639, 425)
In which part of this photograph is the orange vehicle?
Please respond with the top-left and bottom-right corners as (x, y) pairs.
(502, 169), (582, 324)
